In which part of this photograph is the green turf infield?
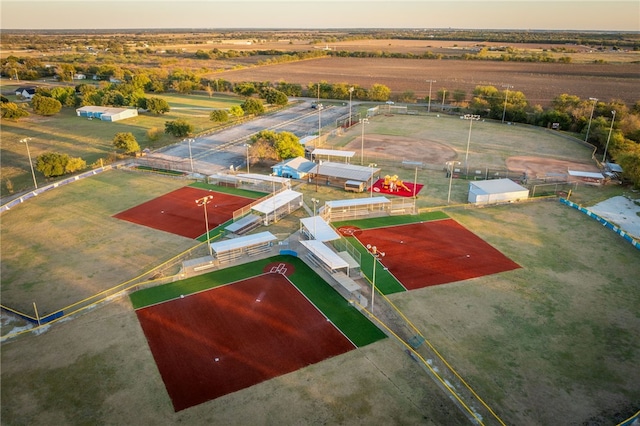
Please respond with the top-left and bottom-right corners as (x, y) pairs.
(130, 255), (386, 347)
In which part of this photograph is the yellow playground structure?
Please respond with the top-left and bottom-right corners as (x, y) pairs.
(382, 175), (411, 192)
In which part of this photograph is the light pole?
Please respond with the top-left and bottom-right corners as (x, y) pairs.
(187, 138), (194, 173)
(369, 163), (377, 197)
(311, 197), (319, 239)
(446, 161), (460, 204)
(19, 137), (38, 189)
(195, 195), (214, 257)
(602, 110), (616, 163)
(317, 83), (322, 145)
(366, 244), (385, 314)
(348, 86), (354, 127)
(244, 143), (251, 173)
(585, 97), (598, 142)
(463, 114), (480, 175)
(359, 118), (369, 165)
(501, 84), (513, 124)
(426, 79), (436, 113)
(441, 89), (446, 111)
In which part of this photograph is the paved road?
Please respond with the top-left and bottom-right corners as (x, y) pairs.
(146, 99), (353, 176)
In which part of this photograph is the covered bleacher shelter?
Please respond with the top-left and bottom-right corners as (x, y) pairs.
(300, 216), (340, 241)
(310, 148), (355, 163)
(300, 240), (350, 275)
(210, 231), (277, 263)
(251, 189), (303, 225)
(324, 196), (391, 221)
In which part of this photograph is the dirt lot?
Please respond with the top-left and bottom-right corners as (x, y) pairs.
(212, 57), (639, 106)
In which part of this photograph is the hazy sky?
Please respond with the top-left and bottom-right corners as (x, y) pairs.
(1, 0), (639, 31)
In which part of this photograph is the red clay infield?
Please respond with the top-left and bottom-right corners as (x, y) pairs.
(113, 186), (254, 239)
(136, 272), (354, 411)
(356, 219), (520, 289)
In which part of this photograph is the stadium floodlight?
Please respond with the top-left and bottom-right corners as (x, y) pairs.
(187, 138), (195, 173)
(585, 97), (598, 143)
(244, 143), (251, 173)
(19, 137), (38, 189)
(446, 161), (461, 204)
(368, 163), (377, 197)
(348, 87), (354, 127)
(602, 110), (616, 163)
(501, 84), (514, 124)
(311, 197), (319, 238)
(366, 244), (385, 314)
(463, 114), (481, 175)
(426, 80), (436, 113)
(196, 195), (214, 257)
(359, 118), (369, 165)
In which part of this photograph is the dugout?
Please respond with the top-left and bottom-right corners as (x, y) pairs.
(468, 178), (529, 205)
(251, 189), (303, 225)
(324, 197), (391, 221)
(210, 231), (277, 263)
(310, 148), (355, 163)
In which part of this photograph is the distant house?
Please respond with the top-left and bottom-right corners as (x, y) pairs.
(15, 87), (37, 99)
(73, 73), (87, 80)
(76, 106), (138, 122)
(271, 157), (315, 179)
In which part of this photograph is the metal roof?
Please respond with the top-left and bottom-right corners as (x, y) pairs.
(300, 240), (349, 270)
(326, 197), (390, 209)
(469, 179), (528, 194)
(300, 216), (340, 241)
(311, 149), (355, 158)
(210, 231), (276, 253)
(310, 161), (380, 182)
(251, 189), (302, 214)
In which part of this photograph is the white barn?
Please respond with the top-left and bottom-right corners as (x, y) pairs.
(468, 178), (529, 205)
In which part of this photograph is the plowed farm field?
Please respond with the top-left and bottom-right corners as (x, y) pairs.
(212, 57), (639, 106)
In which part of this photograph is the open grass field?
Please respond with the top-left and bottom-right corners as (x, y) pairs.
(0, 89), (245, 197)
(1, 108), (639, 424)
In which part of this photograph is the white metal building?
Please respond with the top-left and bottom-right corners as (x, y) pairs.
(468, 178), (529, 205)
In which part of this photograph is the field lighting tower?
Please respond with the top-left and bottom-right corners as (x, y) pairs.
(585, 97), (598, 142)
(602, 110), (616, 163)
(446, 161), (460, 204)
(196, 195), (214, 257)
(19, 137), (38, 189)
(187, 138), (194, 173)
(359, 118), (369, 165)
(501, 84), (513, 124)
(348, 86), (354, 127)
(426, 79), (436, 113)
(463, 114), (481, 175)
(244, 143), (251, 173)
(366, 244), (385, 313)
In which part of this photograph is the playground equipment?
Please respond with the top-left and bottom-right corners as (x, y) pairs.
(382, 175), (411, 192)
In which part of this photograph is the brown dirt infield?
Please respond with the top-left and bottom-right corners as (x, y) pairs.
(356, 219), (521, 289)
(135, 272), (355, 411)
(506, 155), (601, 179)
(113, 186), (255, 239)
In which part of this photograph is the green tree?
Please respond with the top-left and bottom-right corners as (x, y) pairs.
(229, 105), (244, 118)
(263, 89), (288, 106)
(165, 119), (193, 137)
(210, 109), (229, 122)
(368, 84), (391, 102)
(112, 132), (140, 154)
(31, 94), (62, 116)
(241, 98), (265, 115)
(234, 82), (257, 97)
(146, 97), (170, 114)
(274, 131), (303, 159)
(65, 156), (87, 173)
(50, 86), (76, 107)
(36, 152), (68, 177)
(1, 102), (30, 120)
(615, 147), (640, 188)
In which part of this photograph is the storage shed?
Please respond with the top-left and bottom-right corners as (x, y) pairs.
(271, 157), (315, 179)
(468, 178), (529, 205)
